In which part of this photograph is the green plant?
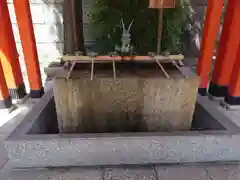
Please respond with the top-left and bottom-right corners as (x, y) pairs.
(89, 0), (192, 54)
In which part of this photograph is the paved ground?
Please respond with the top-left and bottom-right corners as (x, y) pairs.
(0, 97), (40, 172)
(0, 82), (51, 177)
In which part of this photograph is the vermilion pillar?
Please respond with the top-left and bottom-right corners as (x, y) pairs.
(0, 62), (12, 109)
(13, 0), (44, 98)
(209, 0), (240, 99)
(196, 0), (224, 96)
(224, 45), (240, 106)
(0, 0), (26, 99)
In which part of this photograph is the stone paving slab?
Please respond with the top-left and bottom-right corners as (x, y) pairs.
(2, 164), (240, 180)
(0, 142), (8, 170)
(155, 165), (210, 180)
(104, 166), (157, 180)
(206, 164), (240, 180)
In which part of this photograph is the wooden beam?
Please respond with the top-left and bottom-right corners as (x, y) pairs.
(209, 0), (240, 99)
(0, 62), (12, 109)
(0, 0), (26, 99)
(196, 0), (224, 96)
(61, 55), (184, 63)
(13, 0), (44, 98)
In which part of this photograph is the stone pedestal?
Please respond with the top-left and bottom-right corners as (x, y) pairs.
(53, 65), (199, 133)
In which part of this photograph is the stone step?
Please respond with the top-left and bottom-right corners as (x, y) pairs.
(5, 167), (103, 180)
(3, 164), (225, 180)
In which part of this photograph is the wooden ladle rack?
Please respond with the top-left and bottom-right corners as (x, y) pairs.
(61, 53), (185, 80)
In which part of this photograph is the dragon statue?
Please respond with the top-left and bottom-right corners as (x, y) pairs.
(114, 19), (134, 56)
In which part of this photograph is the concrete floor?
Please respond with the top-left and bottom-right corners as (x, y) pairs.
(1, 81), (240, 179)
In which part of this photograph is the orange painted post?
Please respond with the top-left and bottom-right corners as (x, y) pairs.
(224, 45), (240, 107)
(0, 0), (26, 99)
(0, 63), (12, 109)
(13, 0), (44, 98)
(209, 0), (240, 99)
(196, 0), (224, 96)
